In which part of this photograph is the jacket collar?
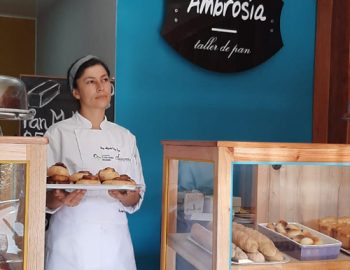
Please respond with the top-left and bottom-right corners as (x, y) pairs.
(73, 112), (108, 129)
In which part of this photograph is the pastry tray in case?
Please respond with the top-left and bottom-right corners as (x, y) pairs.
(258, 222), (342, 261)
(47, 183), (144, 191)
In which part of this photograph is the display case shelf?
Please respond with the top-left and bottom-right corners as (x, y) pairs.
(160, 141), (350, 270)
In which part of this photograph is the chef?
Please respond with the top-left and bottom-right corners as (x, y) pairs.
(45, 55), (145, 270)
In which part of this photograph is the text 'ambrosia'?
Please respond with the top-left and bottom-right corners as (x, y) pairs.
(187, 0), (266, 21)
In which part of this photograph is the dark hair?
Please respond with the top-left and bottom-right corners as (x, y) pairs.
(67, 56), (110, 91)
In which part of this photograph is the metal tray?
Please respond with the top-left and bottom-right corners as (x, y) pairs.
(258, 222), (342, 261)
(47, 183), (143, 191)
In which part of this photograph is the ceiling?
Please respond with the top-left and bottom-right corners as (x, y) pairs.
(0, 0), (37, 17)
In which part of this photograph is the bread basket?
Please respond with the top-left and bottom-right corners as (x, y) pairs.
(0, 75), (35, 120)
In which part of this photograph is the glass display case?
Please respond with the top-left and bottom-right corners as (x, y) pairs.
(160, 141), (350, 270)
(0, 136), (47, 270)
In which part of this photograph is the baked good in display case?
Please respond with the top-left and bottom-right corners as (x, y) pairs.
(319, 216), (350, 252)
(231, 222), (285, 264)
(188, 222), (288, 265)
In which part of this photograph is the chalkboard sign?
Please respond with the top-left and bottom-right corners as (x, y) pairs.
(20, 75), (115, 137)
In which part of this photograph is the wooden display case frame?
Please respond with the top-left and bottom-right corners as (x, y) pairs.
(0, 136), (47, 270)
(160, 140), (350, 270)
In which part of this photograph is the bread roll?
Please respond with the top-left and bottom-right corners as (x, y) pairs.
(244, 228), (278, 257)
(258, 242), (278, 257)
(300, 237), (314, 245)
(278, 219), (288, 227)
(102, 177), (136, 186)
(76, 174), (100, 185)
(275, 223), (287, 235)
(286, 224), (300, 231)
(98, 167), (120, 181)
(319, 216), (350, 246)
(319, 217), (337, 237)
(69, 171), (92, 182)
(311, 236), (323, 245)
(232, 230), (258, 253)
(232, 245), (248, 261)
(266, 223), (276, 231)
(303, 231), (313, 238)
(334, 225), (350, 249)
(291, 234), (305, 243)
(319, 217), (337, 224)
(287, 229), (302, 238)
(47, 162), (70, 183)
(47, 162), (69, 177)
(247, 251), (265, 263)
(338, 217), (350, 225)
(265, 251), (285, 262)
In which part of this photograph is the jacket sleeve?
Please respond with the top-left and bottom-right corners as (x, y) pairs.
(121, 136), (146, 214)
(44, 126), (62, 168)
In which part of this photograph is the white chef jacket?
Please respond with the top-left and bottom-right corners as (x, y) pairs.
(44, 112), (145, 270)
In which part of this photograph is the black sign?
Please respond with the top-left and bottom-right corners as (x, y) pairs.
(161, 0), (284, 72)
(20, 75), (115, 137)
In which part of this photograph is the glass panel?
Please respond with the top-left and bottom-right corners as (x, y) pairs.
(167, 160), (214, 270)
(231, 162), (350, 265)
(0, 162), (25, 270)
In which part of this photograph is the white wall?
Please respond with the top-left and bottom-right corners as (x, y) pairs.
(36, 0), (116, 77)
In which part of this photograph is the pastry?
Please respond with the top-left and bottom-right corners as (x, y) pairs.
(334, 225), (350, 249)
(232, 245), (248, 261)
(247, 251), (265, 263)
(287, 229), (303, 238)
(319, 216), (337, 237)
(338, 217), (350, 225)
(275, 222), (287, 235)
(286, 224), (300, 231)
(47, 162), (70, 183)
(102, 175), (136, 186)
(232, 229), (258, 253)
(266, 223), (276, 231)
(300, 237), (314, 245)
(265, 251), (284, 262)
(98, 167), (120, 181)
(291, 234), (305, 243)
(76, 174), (101, 185)
(319, 216), (350, 247)
(69, 171), (93, 182)
(310, 236), (323, 245)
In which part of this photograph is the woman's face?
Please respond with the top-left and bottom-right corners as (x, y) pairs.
(72, 64), (112, 110)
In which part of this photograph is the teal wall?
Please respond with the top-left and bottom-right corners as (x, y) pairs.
(116, 0), (317, 269)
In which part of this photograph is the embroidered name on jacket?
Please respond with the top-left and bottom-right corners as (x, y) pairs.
(92, 146), (131, 162)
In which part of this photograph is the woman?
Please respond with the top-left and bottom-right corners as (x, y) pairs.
(45, 55), (145, 270)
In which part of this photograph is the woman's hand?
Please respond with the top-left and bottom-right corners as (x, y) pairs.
(47, 189), (86, 209)
(108, 190), (141, 207)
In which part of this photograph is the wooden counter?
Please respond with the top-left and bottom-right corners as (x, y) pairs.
(160, 141), (350, 270)
(0, 136), (47, 270)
